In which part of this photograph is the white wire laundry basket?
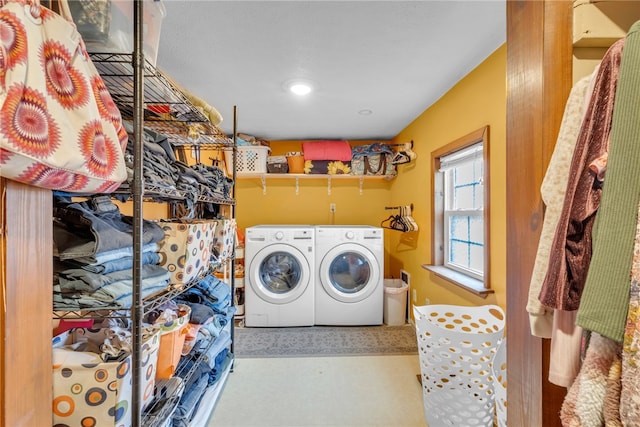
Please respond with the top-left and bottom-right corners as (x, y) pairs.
(413, 304), (505, 427)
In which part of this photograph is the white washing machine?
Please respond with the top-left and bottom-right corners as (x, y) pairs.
(244, 225), (315, 327)
(315, 225), (384, 325)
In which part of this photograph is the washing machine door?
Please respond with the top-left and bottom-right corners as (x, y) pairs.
(248, 244), (311, 304)
(319, 243), (381, 303)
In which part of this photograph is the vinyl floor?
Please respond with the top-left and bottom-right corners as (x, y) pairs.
(206, 355), (428, 427)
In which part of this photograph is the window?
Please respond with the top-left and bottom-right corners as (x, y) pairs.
(425, 126), (492, 296)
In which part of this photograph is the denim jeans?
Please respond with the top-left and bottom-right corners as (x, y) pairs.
(72, 243), (158, 265)
(172, 370), (209, 427)
(54, 196), (165, 260)
(61, 251), (161, 274)
(54, 269), (170, 310)
(58, 264), (169, 293)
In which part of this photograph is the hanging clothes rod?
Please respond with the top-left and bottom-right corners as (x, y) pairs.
(386, 140), (414, 149)
(385, 204), (414, 210)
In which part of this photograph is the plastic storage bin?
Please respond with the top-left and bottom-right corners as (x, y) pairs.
(286, 153), (305, 174)
(154, 304), (191, 380)
(67, 0), (166, 66)
(383, 278), (409, 325)
(224, 146), (270, 175)
(413, 304), (505, 427)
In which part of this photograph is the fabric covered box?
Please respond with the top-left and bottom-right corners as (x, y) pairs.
(157, 220), (217, 286)
(67, 0), (166, 66)
(52, 327), (161, 426)
(267, 156), (288, 173)
(351, 143), (397, 176)
(212, 219), (237, 264)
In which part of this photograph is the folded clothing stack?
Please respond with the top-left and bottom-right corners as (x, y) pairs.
(302, 140), (352, 174)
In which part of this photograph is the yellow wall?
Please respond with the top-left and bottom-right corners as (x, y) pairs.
(390, 44), (507, 311)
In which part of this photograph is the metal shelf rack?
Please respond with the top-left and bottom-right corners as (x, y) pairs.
(61, 17), (238, 425)
(89, 52), (232, 147)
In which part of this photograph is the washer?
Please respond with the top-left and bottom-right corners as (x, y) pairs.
(315, 225), (384, 325)
(244, 225), (315, 327)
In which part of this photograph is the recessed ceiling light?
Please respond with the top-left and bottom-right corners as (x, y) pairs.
(285, 80), (314, 96)
(290, 83), (312, 96)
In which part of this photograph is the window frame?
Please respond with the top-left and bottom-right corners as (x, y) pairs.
(424, 126), (493, 297)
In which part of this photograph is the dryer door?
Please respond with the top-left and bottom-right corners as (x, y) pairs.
(318, 243), (381, 303)
(248, 243), (311, 304)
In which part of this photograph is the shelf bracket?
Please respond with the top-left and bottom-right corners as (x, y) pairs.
(327, 175), (332, 195)
(359, 176), (364, 195)
(261, 175), (267, 195)
(295, 176), (299, 196)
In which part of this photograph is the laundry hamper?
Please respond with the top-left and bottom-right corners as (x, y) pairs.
(224, 146), (269, 175)
(492, 338), (507, 427)
(413, 304), (505, 427)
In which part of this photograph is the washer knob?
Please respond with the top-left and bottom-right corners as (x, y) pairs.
(275, 231), (284, 240)
(345, 231), (355, 240)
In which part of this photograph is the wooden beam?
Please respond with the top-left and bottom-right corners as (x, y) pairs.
(506, 1), (572, 425)
(1, 180), (53, 426)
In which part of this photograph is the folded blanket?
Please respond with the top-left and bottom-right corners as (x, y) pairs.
(302, 140), (352, 161)
(304, 160), (351, 175)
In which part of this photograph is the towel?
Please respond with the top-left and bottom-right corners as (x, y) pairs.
(302, 140), (352, 161)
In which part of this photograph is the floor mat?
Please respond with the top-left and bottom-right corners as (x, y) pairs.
(233, 324), (418, 358)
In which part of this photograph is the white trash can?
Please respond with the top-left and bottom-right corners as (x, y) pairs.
(383, 278), (409, 325)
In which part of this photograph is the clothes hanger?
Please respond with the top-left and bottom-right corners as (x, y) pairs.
(381, 215), (396, 229)
(403, 205), (419, 231)
(391, 210), (409, 232)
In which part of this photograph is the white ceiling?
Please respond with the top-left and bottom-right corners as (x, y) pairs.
(157, 1), (506, 141)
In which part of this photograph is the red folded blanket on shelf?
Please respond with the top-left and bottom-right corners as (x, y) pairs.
(302, 140), (352, 161)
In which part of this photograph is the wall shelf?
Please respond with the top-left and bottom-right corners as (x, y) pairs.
(237, 173), (395, 196)
(236, 173), (396, 180)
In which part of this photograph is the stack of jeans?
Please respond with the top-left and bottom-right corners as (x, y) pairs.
(53, 196), (170, 310)
(120, 122), (233, 220)
(172, 274), (235, 425)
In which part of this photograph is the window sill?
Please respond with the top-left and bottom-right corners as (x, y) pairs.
(422, 264), (494, 298)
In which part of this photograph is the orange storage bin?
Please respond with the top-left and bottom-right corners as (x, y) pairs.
(154, 304), (191, 379)
(286, 154), (305, 174)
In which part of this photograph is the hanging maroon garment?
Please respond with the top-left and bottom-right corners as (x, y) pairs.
(538, 39), (624, 311)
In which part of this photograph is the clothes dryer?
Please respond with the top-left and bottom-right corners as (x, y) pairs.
(244, 225), (315, 327)
(315, 225), (383, 325)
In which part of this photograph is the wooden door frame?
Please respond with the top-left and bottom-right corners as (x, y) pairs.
(506, 1), (573, 425)
(1, 180), (53, 426)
